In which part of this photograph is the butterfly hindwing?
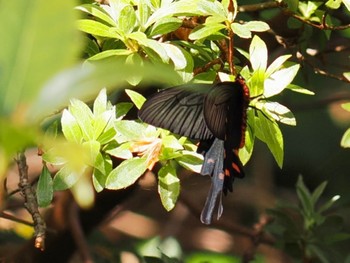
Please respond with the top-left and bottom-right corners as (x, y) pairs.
(138, 84), (213, 140)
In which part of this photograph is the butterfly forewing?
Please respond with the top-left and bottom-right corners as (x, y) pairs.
(138, 84), (213, 140)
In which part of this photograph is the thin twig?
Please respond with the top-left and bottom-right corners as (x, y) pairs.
(179, 191), (275, 245)
(69, 202), (94, 263)
(16, 151), (46, 251)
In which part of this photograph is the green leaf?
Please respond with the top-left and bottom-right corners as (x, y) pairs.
(82, 140), (101, 166)
(344, 0), (350, 12)
(286, 84), (315, 95)
(117, 4), (137, 34)
(149, 17), (182, 36)
(115, 102), (134, 119)
(145, 0), (206, 28)
(114, 120), (147, 142)
(77, 19), (119, 38)
(36, 165), (53, 207)
(87, 49), (132, 61)
(105, 142), (133, 159)
(311, 181), (328, 206)
(97, 127), (116, 145)
(162, 135), (183, 150)
(341, 127), (350, 148)
(318, 195), (340, 213)
(158, 163), (180, 211)
(189, 23), (226, 40)
(231, 23), (252, 39)
(296, 175), (313, 216)
(53, 165), (85, 191)
(69, 99), (94, 141)
(175, 150), (203, 173)
(94, 109), (115, 140)
(244, 21), (270, 32)
(0, 0), (81, 115)
(105, 158), (148, 189)
(125, 89), (146, 109)
(249, 35), (267, 71)
(163, 43), (187, 70)
(326, 0), (342, 9)
(255, 112), (283, 168)
(264, 64), (300, 98)
(61, 109), (83, 144)
(93, 88), (108, 116)
(93, 153), (112, 192)
(341, 102), (350, 112)
(262, 101), (296, 126)
(239, 110), (255, 165)
(265, 55), (292, 77)
(76, 4), (117, 26)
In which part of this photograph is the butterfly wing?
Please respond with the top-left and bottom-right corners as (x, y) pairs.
(138, 84), (214, 140)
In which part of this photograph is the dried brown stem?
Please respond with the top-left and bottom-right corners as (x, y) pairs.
(16, 151), (46, 251)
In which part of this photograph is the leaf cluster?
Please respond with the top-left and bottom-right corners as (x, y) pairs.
(267, 176), (350, 263)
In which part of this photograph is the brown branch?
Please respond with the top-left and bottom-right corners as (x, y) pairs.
(0, 211), (35, 227)
(238, 1), (284, 12)
(297, 52), (350, 83)
(179, 191), (275, 245)
(193, 58), (223, 75)
(16, 151), (46, 251)
(284, 10), (350, 31)
(69, 202), (94, 263)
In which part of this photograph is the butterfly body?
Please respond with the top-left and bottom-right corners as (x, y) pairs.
(139, 77), (250, 224)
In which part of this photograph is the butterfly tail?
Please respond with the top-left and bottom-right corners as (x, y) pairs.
(199, 138), (225, 224)
(223, 148), (245, 195)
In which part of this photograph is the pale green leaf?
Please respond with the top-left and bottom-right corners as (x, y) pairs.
(249, 35), (267, 71)
(264, 64), (300, 98)
(265, 55), (292, 77)
(341, 102), (350, 112)
(286, 84), (315, 95)
(343, 72), (350, 81)
(71, 173), (95, 209)
(158, 164), (180, 211)
(162, 135), (183, 150)
(114, 120), (148, 142)
(117, 4), (137, 34)
(105, 143), (133, 159)
(149, 17), (182, 36)
(36, 165), (53, 207)
(189, 23), (226, 40)
(87, 49), (132, 61)
(0, 0), (81, 115)
(69, 99), (94, 141)
(82, 140), (101, 166)
(125, 89), (146, 109)
(231, 23), (252, 39)
(262, 101), (296, 126)
(76, 4), (116, 26)
(61, 109), (83, 144)
(341, 128), (350, 148)
(93, 88), (108, 116)
(53, 165), (85, 191)
(244, 21), (270, 32)
(163, 43), (187, 70)
(175, 150), (203, 173)
(77, 19), (119, 38)
(93, 153), (112, 192)
(105, 158), (148, 189)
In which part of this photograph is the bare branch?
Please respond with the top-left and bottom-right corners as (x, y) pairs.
(16, 151), (46, 251)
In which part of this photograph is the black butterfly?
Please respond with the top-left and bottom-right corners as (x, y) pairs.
(138, 76), (250, 224)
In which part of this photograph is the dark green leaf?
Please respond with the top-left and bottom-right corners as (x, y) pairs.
(37, 165), (53, 207)
(150, 17), (182, 36)
(115, 102), (134, 119)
